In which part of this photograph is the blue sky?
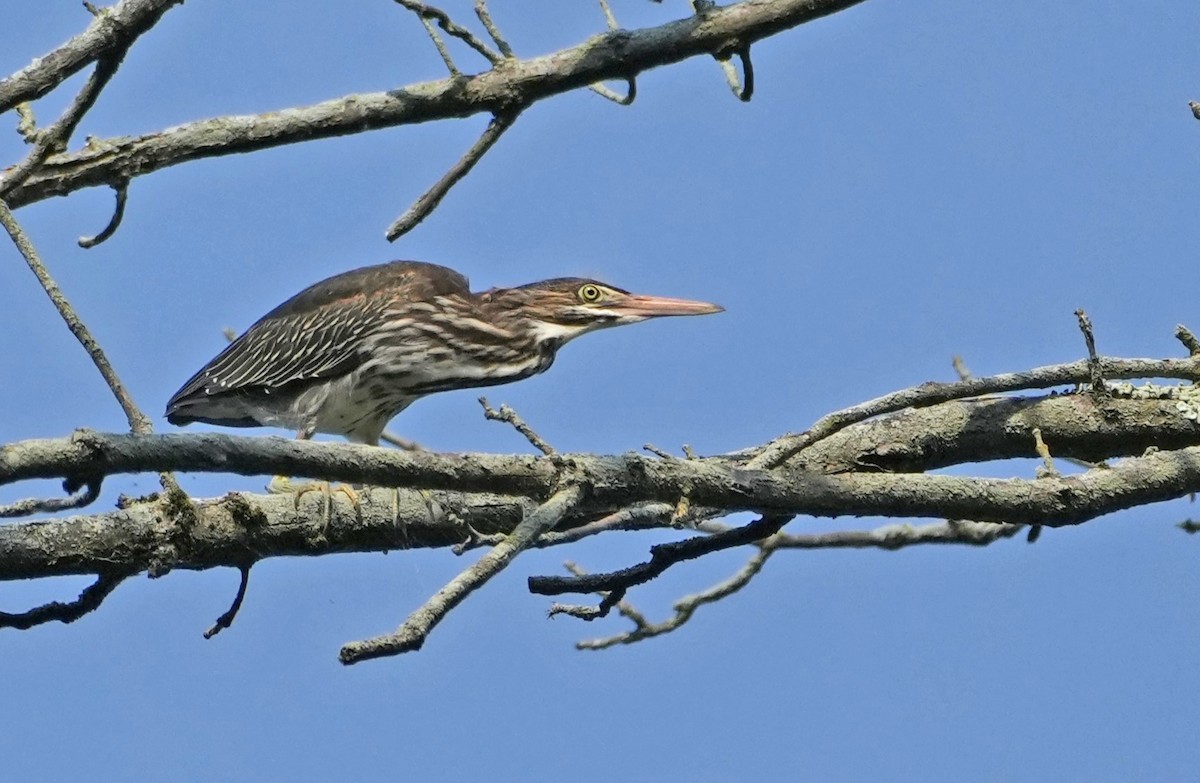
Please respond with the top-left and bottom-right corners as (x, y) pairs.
(3, 1), (1200, 780)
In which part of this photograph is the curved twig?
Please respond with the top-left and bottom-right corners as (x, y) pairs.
(717, 46), (754, 101)
(588, 77), (637, 105)
(0, 477), (101, 518)
(532, 514), (789, 600)
(203, 564), (252, 639)
(0, 571), (129, 630)
(77, 179), (129, 248)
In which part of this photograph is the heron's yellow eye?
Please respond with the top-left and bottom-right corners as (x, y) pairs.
(577, 284), (603, 303)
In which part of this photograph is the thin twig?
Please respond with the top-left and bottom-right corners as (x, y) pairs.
(385, 110), (521, 241)
(717, 47), (754, 101)
(559, 561), (647, 634)
(473, 0), (513, 58)
(1176, 324), (1200, 357)
(0, 54), (125, 198)
(0, 200), (153, 434)
(574, 517), (1025, 648)
(1075, 308), (1104, 391)
(0, 478), (101, 518)
(203, 564), (252, 639)
(529, 514), (789, 599)
(951, 355), (972, 380)
(575, 544), (773, 649)
(393, 0), (501, 68)
(417, 15), (460, 76)
(479, 396), (555, 455)
(588, 78), (637, 105)
(536, 504), (671, 547)
(380, 431), (425, 451)
(77, 178), (129, 248)
(0, 571), (128, 630)
(1032, 428), (1059, 477)
(339, 484), (584, 664)
(14, 102), (36, 141)
(643, 443), (674, 459)
(597, 0), (620, 30)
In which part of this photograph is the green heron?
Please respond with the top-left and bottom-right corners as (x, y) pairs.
(166, 260), (723, 447)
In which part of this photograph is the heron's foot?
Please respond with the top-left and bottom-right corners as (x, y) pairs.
(268, 475), (361, 528)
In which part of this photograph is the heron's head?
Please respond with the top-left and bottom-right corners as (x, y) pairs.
(488, 278), (724, 345)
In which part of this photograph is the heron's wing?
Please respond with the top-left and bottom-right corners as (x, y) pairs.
(166, 261), (469, 414)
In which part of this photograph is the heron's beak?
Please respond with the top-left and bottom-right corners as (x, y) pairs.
(615, 293), (724, 318)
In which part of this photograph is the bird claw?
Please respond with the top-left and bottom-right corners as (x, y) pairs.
(267, 475), (361, 529)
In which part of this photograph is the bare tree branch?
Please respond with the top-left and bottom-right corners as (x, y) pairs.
(2, 0), (868, 211)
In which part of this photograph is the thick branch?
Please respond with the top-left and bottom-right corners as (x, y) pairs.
(6, 429), (1200, 557)
(2, 0), (867, 209)
(0, 487), (540, 581)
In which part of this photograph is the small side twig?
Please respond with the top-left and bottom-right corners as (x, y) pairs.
(385, 110), (521, 241)
(339, 484), (584, 664)
(536, 504), (671, 547)
(203, 564), (252, 639)
(15, 102), (36, 141)
(0, 571), (128, 630)
(0, 477), (101, 518)
(952, 355), (972, 380)
(643, 443), (675, 460)
(1075, 308), (1104, 392)
(529, 514), (790, 601)
(597, 0), (620, 30)
(1032, 428), (1059, 478)
(479, 396), (554, 455)
(717, 46), (754, 102)
(473, 0), (513, 59)
(394, 0), (501, 69)
(1175, 324), (1200, 357)
(77, 178), (129, 248)
(380, 431), (425, 451)
(588, 78), (637, 106)
(575, 543), (774, 649)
